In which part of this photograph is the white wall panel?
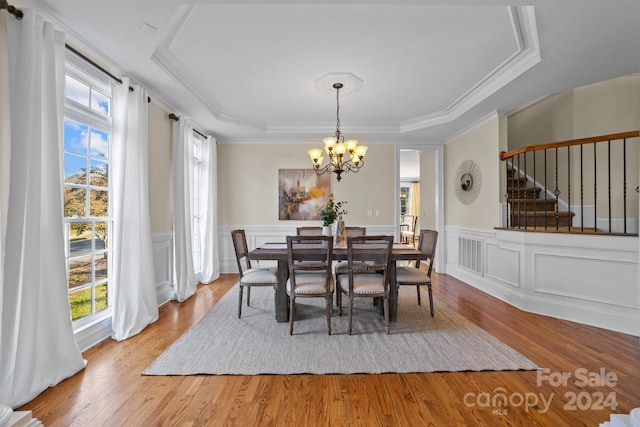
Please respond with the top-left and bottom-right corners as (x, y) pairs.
(445, 225), (640, 336)
(533, 254), (638, 308)
(486, 243), (520, 288)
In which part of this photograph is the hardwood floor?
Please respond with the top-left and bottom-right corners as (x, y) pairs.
(20, 273), (640, 426)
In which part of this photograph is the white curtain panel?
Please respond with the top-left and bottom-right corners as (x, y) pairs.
(0, 10), (85, 408)
(111, 80), (158, 341)
(172, 118), (197, 301)
(195, 135), (220, 285)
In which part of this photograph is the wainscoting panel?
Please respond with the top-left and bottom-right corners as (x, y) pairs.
(533, 254), (638, 308)
(152, 232), (174, 305)
(485, 242), (520, 288)
(444, 226), (639, 336)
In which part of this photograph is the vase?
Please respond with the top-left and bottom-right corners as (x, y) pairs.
(322, 225), (332, 237)
(333, 219), (346, 246)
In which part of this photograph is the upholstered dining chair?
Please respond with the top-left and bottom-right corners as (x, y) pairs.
(400, 215), (418, 246)
(286, 235), (334, 335)
(231, 229), (278, 318)
(395, 229), (439, 316)
(296, 226), (323, 236)
(334, 226), (367, 303)
(336, 235), (394, 335)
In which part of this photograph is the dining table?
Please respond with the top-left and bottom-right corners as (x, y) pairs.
(248, 241), (429, 323)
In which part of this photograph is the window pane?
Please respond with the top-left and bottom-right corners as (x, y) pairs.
(69, 255), (92, 289)
(69, 287), (92, 321)
(64, 118), (89, 155)
(90, 160), (108, 187)
(91, 89), (110, 116)
(95, 253), (108, 281)
(65, 75), (90, 106)
(90, 129), (109, 160)
(64, 153), (87, 184)
(90, 190), (108, 217)
(69, 221), (92, 255)
(64, 187), (86, 218)
(95, 282), (108, 313)
(95, 222), (108, 249)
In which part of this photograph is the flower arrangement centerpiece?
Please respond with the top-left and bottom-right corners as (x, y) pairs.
(316, 193), (347, 227)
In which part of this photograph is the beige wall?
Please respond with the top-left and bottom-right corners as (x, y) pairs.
(506, 74), (640, 214)
(444, 116), (501, 229)
(217, 143), (397, 227)
(507, 90), (574, 149)
(148, 101), (173, 233)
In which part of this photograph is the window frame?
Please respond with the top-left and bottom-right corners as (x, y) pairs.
(63, 52), (114, 329)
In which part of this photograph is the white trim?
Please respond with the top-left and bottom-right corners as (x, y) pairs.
(444, 226), (640, 336)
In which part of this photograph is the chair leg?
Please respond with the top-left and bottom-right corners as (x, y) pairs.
(337, 288), (343, 316)
(246, 286), (251, 306)
(348, 297), (354, 335)
(416, 285), (421, 305)
(326, 294), (332, 335)
(238, 285), (244, 318)
(428, 284), (434, 317)
(289, 296), (295, 335)
(383, 296), (390, 335)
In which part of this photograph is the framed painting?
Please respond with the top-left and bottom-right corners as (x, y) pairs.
(278, 169), (330, 220)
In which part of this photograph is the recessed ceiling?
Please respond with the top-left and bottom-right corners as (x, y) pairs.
(19, 0), (640, 144)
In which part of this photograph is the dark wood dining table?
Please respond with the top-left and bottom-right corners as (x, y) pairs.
(248, 242), (429, 322)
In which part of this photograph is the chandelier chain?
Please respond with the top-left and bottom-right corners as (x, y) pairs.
(335, 85), (341, 135)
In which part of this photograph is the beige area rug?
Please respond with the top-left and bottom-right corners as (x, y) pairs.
(143, 284), (539, 375)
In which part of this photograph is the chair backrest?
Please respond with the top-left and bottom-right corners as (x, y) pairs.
(345, 235), (394, 289)
(296, 226), (323, 236)
(416, 229), (438, 275)
(231, 229), (251, 277)
(286, 235), (333, 278)
(403, 215), (418, 232)
(345, 226), (366, 237)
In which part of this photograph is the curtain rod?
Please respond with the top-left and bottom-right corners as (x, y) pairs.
(1, 9), (152, 103)
(168, 113), (207, 138)
(65, 44), (151, 103)
(65, 43), (122, 85)
(0, 0), (23, 20)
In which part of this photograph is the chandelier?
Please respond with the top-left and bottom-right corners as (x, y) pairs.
(308, 82), (367, 182)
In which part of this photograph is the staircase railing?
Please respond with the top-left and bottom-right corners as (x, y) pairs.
(500, 130), (640, 235)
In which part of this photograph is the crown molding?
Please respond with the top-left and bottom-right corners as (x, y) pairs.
(400, 6), (540, 133)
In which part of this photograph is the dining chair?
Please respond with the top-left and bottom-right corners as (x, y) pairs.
(334, 226), (367, 303)
(336, 235), (394, 335)
(395, 229), (439, 316)
(296, 226), (323, 236)
(231, 229), (278, 318)
(286, 235), (334, 335)
(400, 215), (418, 246)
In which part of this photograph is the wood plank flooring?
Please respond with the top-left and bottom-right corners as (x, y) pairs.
(19, 273), (640, 426)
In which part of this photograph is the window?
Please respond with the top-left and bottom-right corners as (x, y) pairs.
(400, 184), (411, 217)
(63, 55), (113, 325)
(192, 133), (203, 275)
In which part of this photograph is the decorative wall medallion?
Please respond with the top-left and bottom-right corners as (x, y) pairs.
(454, 160), (481, 205)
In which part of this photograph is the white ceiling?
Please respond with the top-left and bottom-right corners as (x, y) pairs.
(18, 0), (640, 145)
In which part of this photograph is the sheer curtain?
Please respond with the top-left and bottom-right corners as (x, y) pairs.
(111, 79), (158, 341)
(195, 135), (220, 284)
(172, 118), (197, 301)
(0, 10), (85, 408)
